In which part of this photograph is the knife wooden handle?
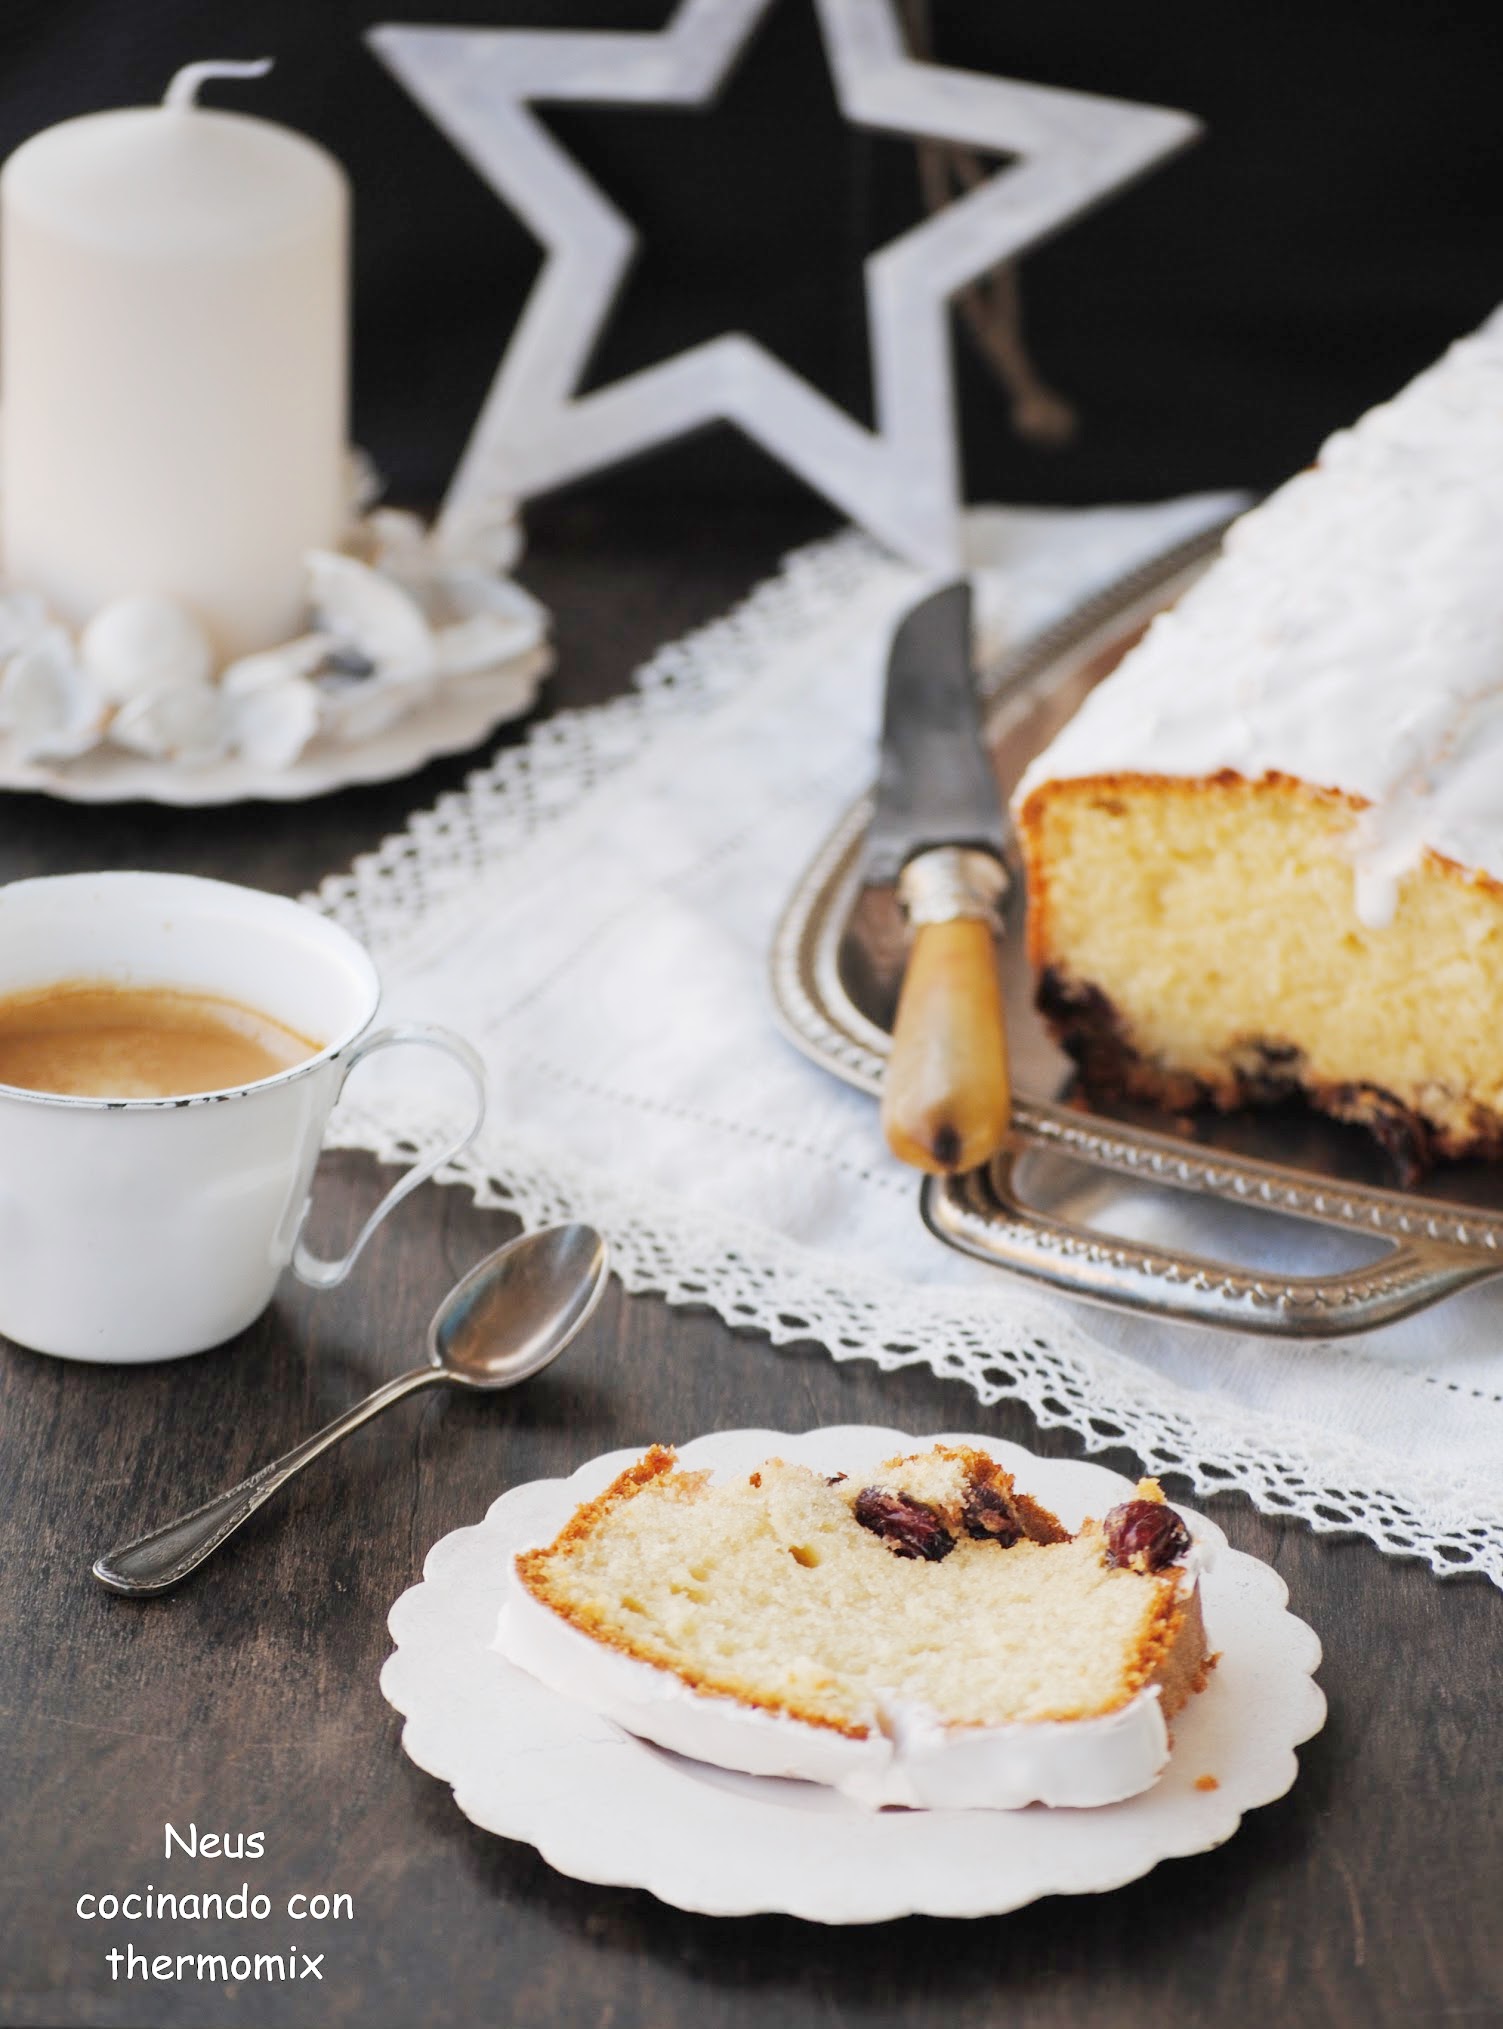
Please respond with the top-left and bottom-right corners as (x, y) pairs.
(881, 914), (1011, 1175)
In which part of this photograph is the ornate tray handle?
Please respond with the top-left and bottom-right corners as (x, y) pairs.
(925, 1140), (1503, 1339)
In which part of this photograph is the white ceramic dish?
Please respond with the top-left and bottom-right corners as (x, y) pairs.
(0, 645), (551, 804)
(382, 1425), (1325, 1923)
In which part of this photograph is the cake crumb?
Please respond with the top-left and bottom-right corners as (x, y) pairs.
(513, 1441), (1211, 1800)
(1195, 1774), (1219, 1792)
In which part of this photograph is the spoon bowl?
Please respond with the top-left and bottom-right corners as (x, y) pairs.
(433, 1221), (609, 1387)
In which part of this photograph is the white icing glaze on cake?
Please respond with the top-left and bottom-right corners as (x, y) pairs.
(495, 1553), (1208, 1812)
(1015, 311), (1503, 929)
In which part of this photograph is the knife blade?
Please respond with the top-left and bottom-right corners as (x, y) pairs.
(865, 582), (1012, 1176)
(864, 582), (1008, 887)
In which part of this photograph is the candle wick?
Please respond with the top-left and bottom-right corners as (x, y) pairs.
(162, 58), (274, 111)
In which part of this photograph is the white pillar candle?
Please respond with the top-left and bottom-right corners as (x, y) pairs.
(0, 61), (348, 658)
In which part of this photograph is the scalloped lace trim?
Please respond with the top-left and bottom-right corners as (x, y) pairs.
(315, 528), (1503, 1589)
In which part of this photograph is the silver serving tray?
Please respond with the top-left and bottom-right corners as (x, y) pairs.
(770, 528), (1503, 1336)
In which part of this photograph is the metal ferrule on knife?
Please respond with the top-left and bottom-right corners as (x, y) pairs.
(897, 845), (1010, 930)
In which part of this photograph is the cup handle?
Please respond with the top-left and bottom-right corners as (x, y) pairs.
(291, 1022), (487, 1291)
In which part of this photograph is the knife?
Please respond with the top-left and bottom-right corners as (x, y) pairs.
(864, 581), (1011, 1176)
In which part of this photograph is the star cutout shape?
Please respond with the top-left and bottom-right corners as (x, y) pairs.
(370, 1), (1198, 570)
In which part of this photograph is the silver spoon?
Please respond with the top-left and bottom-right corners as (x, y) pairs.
(92, 1222), (609, 1597)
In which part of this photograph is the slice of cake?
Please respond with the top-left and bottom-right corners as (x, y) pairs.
(496, 1443), (1209, 1810)
(1014, 315), (1503, 1178)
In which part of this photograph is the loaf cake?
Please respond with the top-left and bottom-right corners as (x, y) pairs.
(1014, 316), (1503, 1179)
(496, 1443), (1209, 1809)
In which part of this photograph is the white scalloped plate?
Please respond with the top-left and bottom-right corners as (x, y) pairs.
(381, 1427), (1325, 1923)
(0, 645), (552, 805)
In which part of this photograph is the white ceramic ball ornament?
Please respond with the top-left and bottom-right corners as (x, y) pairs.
(80, 594), (214, 704)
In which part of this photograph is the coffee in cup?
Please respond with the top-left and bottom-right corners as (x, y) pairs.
(0, 982), (317, 1100)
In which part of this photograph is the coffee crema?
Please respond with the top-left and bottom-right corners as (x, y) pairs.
(0, 982), (320, 1099)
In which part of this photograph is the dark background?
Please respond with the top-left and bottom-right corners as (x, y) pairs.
(1, 0), (1498, 523)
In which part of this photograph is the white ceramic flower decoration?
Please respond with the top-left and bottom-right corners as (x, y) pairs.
(110, 681), (226, 766)
(220, 648), (323, 772)
(305, 549), (437, 742)
(0, 623), (106, 762)
(0, 488), (547, 776)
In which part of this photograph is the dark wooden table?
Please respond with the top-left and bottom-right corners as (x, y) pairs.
(2, 506), (1499, 2029)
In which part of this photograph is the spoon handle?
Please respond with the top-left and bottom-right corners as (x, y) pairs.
(92, 1364), (445, 1596)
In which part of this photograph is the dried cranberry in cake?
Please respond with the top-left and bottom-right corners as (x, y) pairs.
(1103, 1496), (1191, 1573)
(853, 1487), (955, 1562)
(505, 1441), (1212, 1809)
(854, 1445), (1071, 1553)
(960, 1478), (1023, 1546)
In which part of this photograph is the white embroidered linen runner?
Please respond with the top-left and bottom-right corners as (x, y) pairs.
(316, 497), (1503, 1587)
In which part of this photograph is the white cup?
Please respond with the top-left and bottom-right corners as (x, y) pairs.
(0, 871), (485, 1363)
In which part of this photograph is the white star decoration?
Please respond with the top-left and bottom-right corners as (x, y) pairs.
(370, 1), (1198, 570)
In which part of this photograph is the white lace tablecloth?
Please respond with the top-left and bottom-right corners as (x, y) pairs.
(315, 499), (1503, 1588)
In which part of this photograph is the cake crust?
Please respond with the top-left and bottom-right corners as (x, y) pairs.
(514, 1444), (1205, 1740)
